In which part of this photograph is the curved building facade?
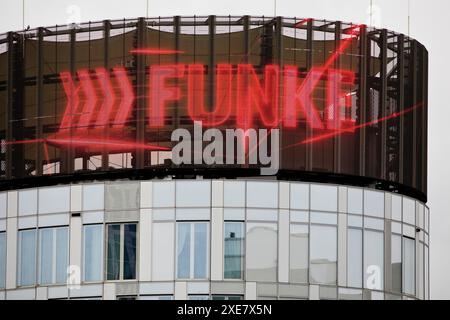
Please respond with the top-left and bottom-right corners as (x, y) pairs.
(0, 16), (428, 300)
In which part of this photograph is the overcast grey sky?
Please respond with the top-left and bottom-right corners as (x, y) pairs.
(0, 0), (449, 299)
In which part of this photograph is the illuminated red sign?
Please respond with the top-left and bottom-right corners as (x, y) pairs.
(57, 64), (356, 134)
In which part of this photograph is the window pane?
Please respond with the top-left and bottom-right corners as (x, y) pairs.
(177, 223), (191, 279)
(83, 185), (104, 211)
(224, 181), (245, 207)
(38, 187), (70, 214)
(403, 198), (415, 225)
(0, 232), (6, 288)
(290, 224), (308, 283)
(310, 225), (337, 285)
(0, 193), (6, 219)
(290, 183), (309, 210)
(391, 234), (402, 293)
(391, 195), (402, 221)
(247, 182), (278, 208)
(403, 237), (415, 295)
(194, 223), (208, 279)
(152, 181), (175, 208)
(310, 185), (337, 212)
(123, 224), (137, 280)
(18, 189), (37, 215)
(224, 222), (244, 279)
(176, 181), (210, 207)
(364, 230), (384, 290)
(84, 225), (103, 282)
(106, 225), (121, 280)
(348, 228), (362, 287)
(39, 228), (53, 284)
(347, 188), (363, 214)
(364, 191), (384, 218)
(105, 182), (139, 210)
(246, 223), (277, 282)
(55, 227), (69, 284)
(18, 229), (36, 286)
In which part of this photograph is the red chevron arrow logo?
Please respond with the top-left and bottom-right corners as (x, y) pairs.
(58, 67), (135, 134)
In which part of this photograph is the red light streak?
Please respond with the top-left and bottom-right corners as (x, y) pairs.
(288, 102), (423, 147)
(294, 18), (312, 28)
(130, 48), (184, 55)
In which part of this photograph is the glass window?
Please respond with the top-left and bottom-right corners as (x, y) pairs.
(246, 223), (277, 282)
(105, 183), (139, 210)
(224, 222), (244, 279)
(176, 222), (209, 279)
(18, 189), (37, 215)
(310, 185), (337, 212)
(0, 193), (6, 219)
(83, 225), (103, 282)
(290, 183), (309, 210)
(152, 181), (175, 208)
(348, 228), (362, 288)
(0, 232), (5, 289)
(347, 188), (363, 214)
(391, 195), (402, 221)
(310, 212), (337, 225)
(364, 191), (384, 218)
(403, 198), (415, 225)
(38, 187), (70, 214)
(246, 182), (278, 208)
(176, 181), (210, 207)
(224, 181), (246, 207)
(18, 229), (37, 286)
(106, 223), (137, 280)
(39, 227), (69, 285)
(364, 230), (384, 290)
(290, 224), (308, 283)
(310, 225), (337, 285)
(391, 234), (402, 293)
(83, 185), (104, 211)
(403, 237), (415, 295)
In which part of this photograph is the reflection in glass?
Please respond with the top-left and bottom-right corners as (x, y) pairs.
(106, 223), (137, 280)
(348, 228), (362, 288)
(364, 230), (384, 290)
(106, 224), (121, 280)
(403, 237), (415, 295)
(391, 234), (402, 293)
(290, 224), (308, 283)
(83, 225), (103, 281)
(194, 223), (207, 278)
(55, 227), (69, 283)
(224, 222), (244, 279)
(177, 222), (209, 279)
(177, 223), (191, 279)
(310, 225), (337, 285)
(18, 229), (37, 286)
(246, 223), (277, 282)
(123, 224), (136, 280)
